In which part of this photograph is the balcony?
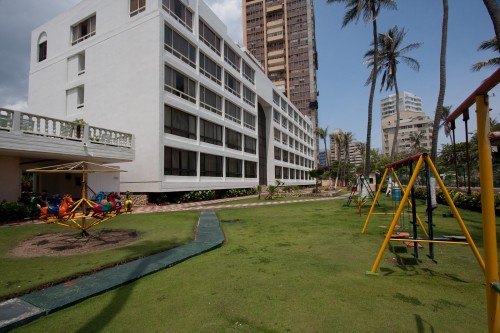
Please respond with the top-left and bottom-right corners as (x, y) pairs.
(266, 4), (283, 12)
(266, 19), (283, 29)
(0, 108), (134, 163)
(267, 57), (285, 66)
(268, 64), (285, 72)
(268, 49), (284, 58)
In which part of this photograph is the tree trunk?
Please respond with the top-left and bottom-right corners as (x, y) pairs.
(364, 7), (379, 176)
(431, 0), (448, 163)
(390, 76), (400, 161)
(483, 0), (500, 45)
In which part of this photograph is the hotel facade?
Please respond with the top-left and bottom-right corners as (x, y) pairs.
(28, 0), (315, 194)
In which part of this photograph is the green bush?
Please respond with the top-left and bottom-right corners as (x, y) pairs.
(178, 190), (216, 203)
(222, 188), (256, 198)
(0, 201), (28, 223)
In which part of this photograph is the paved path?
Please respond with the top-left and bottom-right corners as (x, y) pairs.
(0, 193), (346, 332)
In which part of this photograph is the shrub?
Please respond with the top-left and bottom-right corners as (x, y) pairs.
(0, 201), (28, 223)
(222, 188), (256, 198)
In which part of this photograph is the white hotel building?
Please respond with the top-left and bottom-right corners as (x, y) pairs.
(28, 0), (316, 193)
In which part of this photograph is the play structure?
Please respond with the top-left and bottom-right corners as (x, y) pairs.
(27, 161), (132, 235)
(363, 69), (499, 332)
(345, 174), (378, 207)
(364, 153), (484, 269)
(446, 69), (499, 333)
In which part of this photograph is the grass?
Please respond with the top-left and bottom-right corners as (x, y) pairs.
(0, 211), (198, 300)
(6, 197), (499, 332)
(205, 195), (322, 206)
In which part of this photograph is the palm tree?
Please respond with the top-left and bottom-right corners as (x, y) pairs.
(408, 131), (426, 153)
(330, 131), (343, 188)
(315, 127), (330, 167)
(472, 36), (500, 72)
(431, 0), (448, 164)
(439, 105), (453, 144)
(482, 0), (500, 44)
(326, 0), (397, 176)
(365, 25), (422, 161)
(342, 131), (354, 183)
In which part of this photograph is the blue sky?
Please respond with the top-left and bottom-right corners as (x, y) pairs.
(0, 0), (498, 150)
(315, 1), (499, 149)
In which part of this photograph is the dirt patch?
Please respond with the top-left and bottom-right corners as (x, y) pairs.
(8, 229), (139, 257)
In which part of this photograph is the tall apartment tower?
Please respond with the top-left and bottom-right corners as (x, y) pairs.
(380, 91), (423, 119)
(242, 0), (319, 157)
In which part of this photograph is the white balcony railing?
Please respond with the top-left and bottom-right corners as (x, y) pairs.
(0, 108), (133, 149)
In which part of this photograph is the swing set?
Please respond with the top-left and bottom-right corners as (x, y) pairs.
(364, 69), (499, 332)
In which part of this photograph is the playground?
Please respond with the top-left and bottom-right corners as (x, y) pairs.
(0, 197), (495, 332)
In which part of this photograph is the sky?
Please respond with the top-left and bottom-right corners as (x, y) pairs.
(0, 0), (498, 150)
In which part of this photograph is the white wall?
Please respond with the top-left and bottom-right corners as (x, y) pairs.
(0, 156), (21, 201)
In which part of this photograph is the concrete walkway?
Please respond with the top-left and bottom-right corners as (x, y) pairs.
(0, 193), (345, 332)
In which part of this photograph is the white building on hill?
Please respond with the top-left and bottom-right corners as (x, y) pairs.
(28, 0), (315, 193)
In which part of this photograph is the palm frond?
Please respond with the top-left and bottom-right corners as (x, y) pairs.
(471, 58), (500, 72)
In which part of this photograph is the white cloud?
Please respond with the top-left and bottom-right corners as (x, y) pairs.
(5, 100), (29, 112)
(205, 0), (243, 44)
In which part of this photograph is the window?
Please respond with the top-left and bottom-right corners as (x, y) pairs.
(199, 21), (221, 55)
(38, 32), (47, 62)
(164, 105), (196, 139)
(199, 52), (222, 85)
(273, 109), (280, 123)
(225, 72), (240, 98)
(71, 15), (96, 45)
(245, 161), (257, 178)
(164, 25), (196, 68)
(224, 43), (240, 72)
(200, 153), (223, 177)
(274, 147), (281, 160)
(130, 0), (146, 16)
(200, 86), (222, 115)
(225, 128), (242, 150)
(164, 66), (196, 103)
(283, 167), (289, 179)
(200, 118), (222, 146)
(273, 91), (280, 105)
(274, 128), (281, 142)
(38, 41), (47, 62)
(243, 111), (256, 130)
(77, 86), (85, 109)
(282, 150), (288, 162)
(225, 100), (241, 124)
(162, 0), (193, 31)
(164, 146), (197, 176)
(281, 97), (287, 112)
(290, 168), (295, 179)
(77, 53), (85, 75)
(243, 86), (255, 107)
(242, 61), (255, 84)
(244, 136), (256, 154)
(226, 157), (242, 177)
(275, 166), (282, 179)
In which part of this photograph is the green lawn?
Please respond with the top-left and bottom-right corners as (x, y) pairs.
(0, 212), (198, 300)
(7, 197), (499, 332)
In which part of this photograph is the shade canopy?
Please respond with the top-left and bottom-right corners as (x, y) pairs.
(26, 161), (127, 174)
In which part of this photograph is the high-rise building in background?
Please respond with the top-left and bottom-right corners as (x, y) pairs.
(380, 91), (423, 119)
(329, 128), (363, 168)
(380, 92), (432, 156)
(242, 0), (319, 159)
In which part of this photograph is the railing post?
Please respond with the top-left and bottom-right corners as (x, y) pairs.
(12, 111), (22, 133)
(476, 94), (500, 333)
